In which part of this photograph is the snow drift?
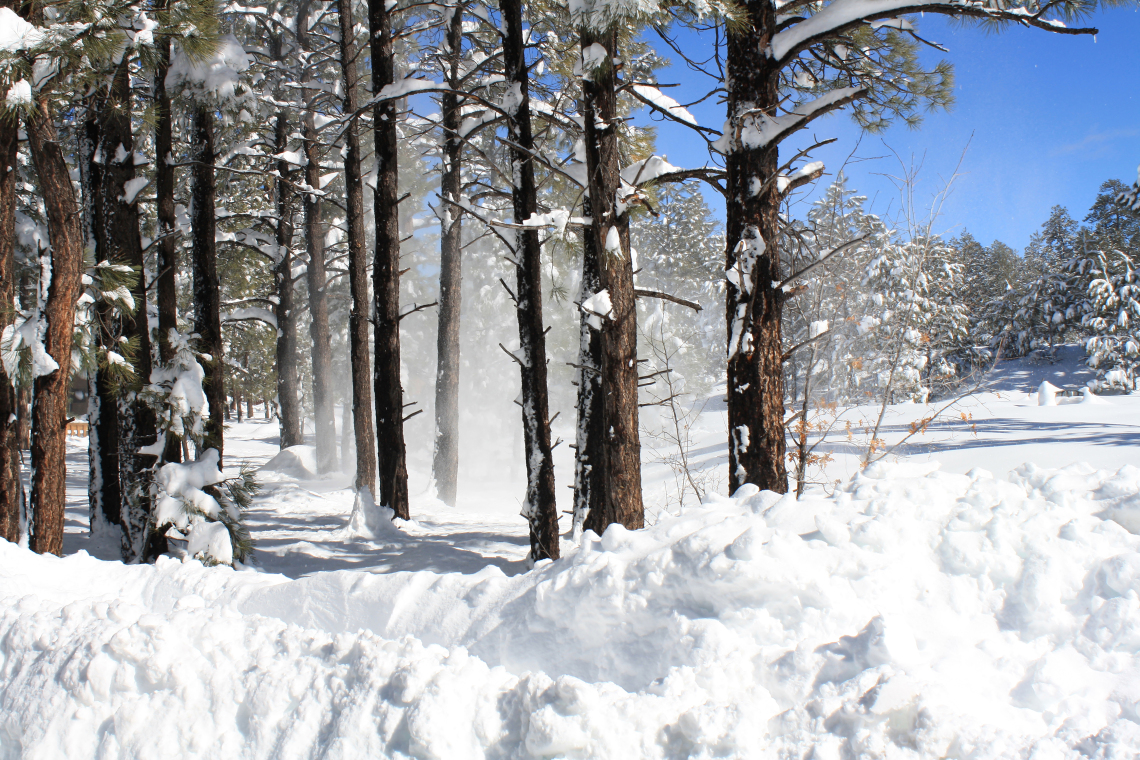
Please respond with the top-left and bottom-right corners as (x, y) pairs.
(3, 460), (1140, 758)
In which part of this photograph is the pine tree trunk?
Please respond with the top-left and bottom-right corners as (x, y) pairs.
(26, 95), (85, 556)
(81, 95), (122, 531)
(15, 273), (28, 455)
(337, 0), (377, 497)
(501, 0), (559, 559)
(431, 8), (463, 507)
(0, 107), (18, 544)
(725, 3), (787, 495)
(303, 165), (336, 471)
(98, 62), (163, 562)
(191, 105), (224, 465)
(579, 30), (643, 533)
(368, 0), (410, 519)
(154, 25), (181, 465)
(273, 106), (303, 449)
(572, 194), (605, 537)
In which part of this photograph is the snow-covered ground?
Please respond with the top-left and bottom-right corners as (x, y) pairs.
(5, 347), (1140, 758)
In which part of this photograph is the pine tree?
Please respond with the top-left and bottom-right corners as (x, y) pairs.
(368, 0), (411, 520)
(1084, 247), (1140, 391)
(0, 88), (18, 544)
(501, 0), (559, 559)
(721, 0), (1104, 495)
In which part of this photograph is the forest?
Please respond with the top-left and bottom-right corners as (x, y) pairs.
(6, 0), (1140, 756)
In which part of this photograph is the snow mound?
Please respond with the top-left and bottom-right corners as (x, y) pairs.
(258, 445), (317, 479)
(4, 461), (1140, 758)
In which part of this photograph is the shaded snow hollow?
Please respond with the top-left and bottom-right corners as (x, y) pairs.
(4, 461), (1140, 757)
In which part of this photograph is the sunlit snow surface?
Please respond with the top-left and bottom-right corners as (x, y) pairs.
(5, 348), (1140, 758)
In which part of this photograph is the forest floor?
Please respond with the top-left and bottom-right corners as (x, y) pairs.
(5, 344), (1140, 758)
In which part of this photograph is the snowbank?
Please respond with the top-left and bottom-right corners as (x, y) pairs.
(4, 460), (1140, 758)
(259, 445), (318, 480)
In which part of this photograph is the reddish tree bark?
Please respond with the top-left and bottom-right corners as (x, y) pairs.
(336, 0), (377, 497)
(724, 0), (787, 495)
(26, 96), (86, 556)
(579, 30), (644, 534)
(0, 104), (19, 543)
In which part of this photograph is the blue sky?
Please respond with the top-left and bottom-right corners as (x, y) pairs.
(641, 7), (1140, 251)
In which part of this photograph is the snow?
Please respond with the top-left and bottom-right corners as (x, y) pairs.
(260, 445), (318, 480)
(0, 8), (42, 52)
(165, 34), (251, 100)
(619, 154), (681, 186)
(581, 288), (613, 330)
(272, 150), (305, 166)
(714, 87), (864, 152)
(119, 177), (148, 204)
(520, 208), (571, 239)
(374, 78), (436, 101)
(604, 226), (622, 254)
(631, 85), (697, 126)
(5, 79), (30, 107)
(7, 354), (1140, 757)
(576, 42), (610, 81)
(221, 306), (277, 328)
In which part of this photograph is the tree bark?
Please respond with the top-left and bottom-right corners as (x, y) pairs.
(337, 0), (377, 497)
(0, 101), (19, 544)
(15, 269), (28, 454)
(572, 194), (605, 537)
(725, 0), (787, 495)
(191, 105), (224, 465)
(26, 95), (86, 556)
(154, 23), (182, 465)
(298, 2), (337, 474)
(98, 61), (163, 562)
(501, 0), (558, 560)
(579, 30), (643, 533)
(367, 0), (410, 519)
(272, 105), (303, 449)
(81, 94), (122, 531)
(430, 7), (463, 507)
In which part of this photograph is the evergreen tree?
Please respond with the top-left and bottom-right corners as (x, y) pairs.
(720, 0), (1107, 495)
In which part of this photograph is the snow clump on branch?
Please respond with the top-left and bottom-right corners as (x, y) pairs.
(166, 34), (251, 102)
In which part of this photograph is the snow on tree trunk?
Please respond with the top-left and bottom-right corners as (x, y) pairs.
(724, 2), (788, 496)
(502, 0), (559, 560)
(0, 107), (18, 543)
(579, 29), (643, 533)
(272, 106), (303, 449)
(368, 0), (410, 520)
(98, 62), (163, 563)
(191, 105), (224, 466)
(336, 0), (377, 498)
(431, 6), (464, 508)
(26, 94), (86, 556)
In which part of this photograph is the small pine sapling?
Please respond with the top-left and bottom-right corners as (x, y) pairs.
(144, 330), (257, 565)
